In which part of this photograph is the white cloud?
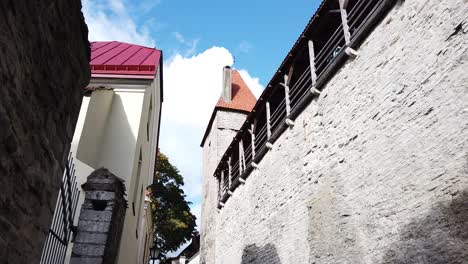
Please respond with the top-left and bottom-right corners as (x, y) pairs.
(173, 32), (200, 56)
(238, 69), (264, 98)
(82, 0), (156, 47)
(82, 0), (265, 232)
(160, 47), (264, 220)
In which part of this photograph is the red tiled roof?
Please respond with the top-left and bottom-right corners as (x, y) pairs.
(90, 41), (161, 79)
(215, 70), (256, 112)
(200, 70), (257, 146)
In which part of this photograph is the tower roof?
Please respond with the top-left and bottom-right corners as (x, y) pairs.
(200, 70), (257, 146)
(90, 41), (162, 79)
(215, 70), (257, 112)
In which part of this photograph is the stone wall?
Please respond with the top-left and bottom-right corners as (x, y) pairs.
(0, 0), (90, 263)
(71, 169), (127, 264)
(210, 0), (468, 263)
(200, 111), (249, 264)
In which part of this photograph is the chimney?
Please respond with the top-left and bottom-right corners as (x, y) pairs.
(222, 66), (232, 102)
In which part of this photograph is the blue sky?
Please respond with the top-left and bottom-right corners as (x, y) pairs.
(83, 0), (320, 229)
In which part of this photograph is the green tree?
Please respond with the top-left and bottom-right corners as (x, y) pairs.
(148, 152), (197, 262)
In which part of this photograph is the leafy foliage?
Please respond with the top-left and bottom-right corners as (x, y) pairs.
(148, 152), (197, 261)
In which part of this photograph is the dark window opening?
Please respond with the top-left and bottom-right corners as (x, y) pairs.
(91, 200), (108, 211)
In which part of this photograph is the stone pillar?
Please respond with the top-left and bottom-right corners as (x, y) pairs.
(0, 0), (90, 262)
(70, 168), (127, 264)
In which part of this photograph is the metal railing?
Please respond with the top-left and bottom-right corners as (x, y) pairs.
(215, 0), (396, 208)
(40, 154), (80, 264)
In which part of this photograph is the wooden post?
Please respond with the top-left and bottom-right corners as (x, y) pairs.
(338, 0), (351, 45)
(220, 171), (225, 194)
(249, 124), (256, 160)
(282, 75), (295, 127)
(283, 75), (291, 116)
(308, 40), (320, 95)
(239, 140), (246, 175)
(228, 157), (232, 188)
(266, 101), (271, 138)
(339, 0), (358, 57)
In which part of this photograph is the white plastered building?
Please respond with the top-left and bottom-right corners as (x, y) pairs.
(66, 41), (163, 264)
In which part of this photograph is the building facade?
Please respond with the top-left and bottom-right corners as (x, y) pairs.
(200, 67), (257, 264)
(66, 41), (163, 264)
(200, 0), (467, 263)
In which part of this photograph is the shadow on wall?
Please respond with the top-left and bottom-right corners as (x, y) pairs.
(241, 243), (281, 264)
(382, 190), (468, 264)
(98, 93), (137, 183)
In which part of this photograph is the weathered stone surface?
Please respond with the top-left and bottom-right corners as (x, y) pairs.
(0, 0), (90, 263)
(85, 190), (117, 201)
(70, 257), (104, 264)
(79, 210), (113, 222)
(77, 220), (111, 233)
(72, 244), (106, 257)
(72, 169), (126, 264)
(201, 111), (249, 264)
(74, 232), (108, 245)
(202, 0), (468, 263)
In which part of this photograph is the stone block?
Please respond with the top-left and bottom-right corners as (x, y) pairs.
(74, 231), (108, 244)
(70, 257), (104, 264)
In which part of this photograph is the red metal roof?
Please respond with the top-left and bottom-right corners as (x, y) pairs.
(200, 70), (257, 146)
(90, 41), (161, 79)
(215, 70), (257, 112)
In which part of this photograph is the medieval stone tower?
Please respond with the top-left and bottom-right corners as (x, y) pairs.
(200, 66), (256, 264)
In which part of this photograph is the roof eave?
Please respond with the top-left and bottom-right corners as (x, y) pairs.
(91, 73), (156, 80)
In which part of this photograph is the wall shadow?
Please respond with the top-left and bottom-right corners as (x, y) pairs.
(381, 190), (468, 264)
(98, 93), (137, 184)
(241, 243), (281, 264)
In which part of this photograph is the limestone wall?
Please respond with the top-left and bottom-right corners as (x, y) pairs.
(212, 1), (467, 263)
(200, 110), (249, 264)
(0, 0), (90, 262)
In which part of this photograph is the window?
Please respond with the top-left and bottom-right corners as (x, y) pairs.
(132, 148), (143, 216)
(147, 94), (153, 142)
(136, 186), (144, 238)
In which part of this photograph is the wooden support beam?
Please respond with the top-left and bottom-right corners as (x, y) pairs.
(287, 65), (294, 86)
(239, 140), (246, 175)
(282, 75), (291, 116)
(308, 40), (318, 93)
(220, 202), (225, 207)
(266, 142), (274, 150)
(286, 118), (295, 127)
(345, 47), (358, 58)
(311, 88), (321, 95)
(239, 178), (246, 184)
(339, 0), (351, 45)
(220, 171), (225, 190)
(228, 190), (233, 196)
(249, 124), (256, 160)
(228, 157), (232, 188)
(266, 101), (271, 138)
(342, 0), (349, 9)
(251, 162), (259, 169)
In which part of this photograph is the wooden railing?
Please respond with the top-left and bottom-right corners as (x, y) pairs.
(215, 0), (397, 208)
